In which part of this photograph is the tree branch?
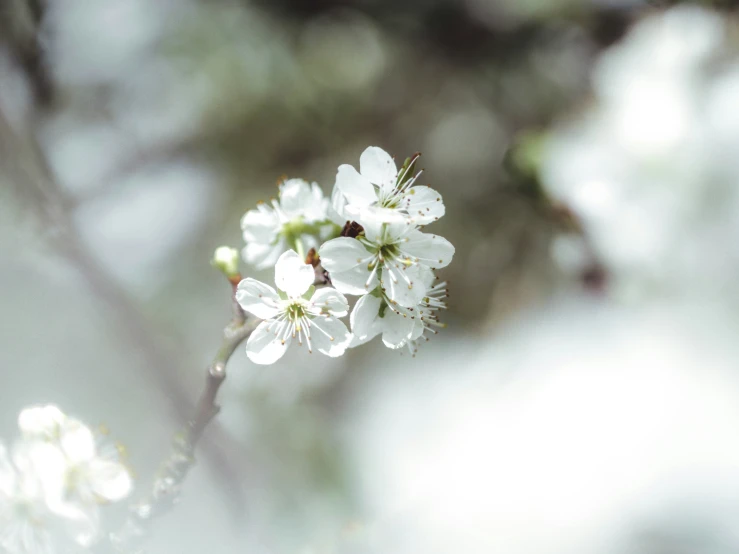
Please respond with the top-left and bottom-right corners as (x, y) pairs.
(110, 287), (255, 552)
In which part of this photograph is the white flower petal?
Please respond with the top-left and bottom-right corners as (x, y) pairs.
(240, 207), (279, 243)
(88, 459), (132, 502)
(59, 420), (96, 463)
(235, 278), (281, 320)
(13, 440), (68, 498)
(246, 321), (290, 365)
(275, 250), (314, 297)
(335, 164), (376, 206)
(48, 499), (100, 547)
(400, 230), (455, 269)
(381, 263), (427, 308)
(353, 205), (409, 226)
(329, 265), (377, 296)
(306, 182), (329, 222)
(18, 405), (67, 440)
(417, 265), (437, 289)
(329, 186), (349, 226)
(404, 186), (446, 224)
(380, 309), (415, 349)
(279, 179), (314, 218)
(242, 238), (286, 270)
(350, 293), (382, 346)
(310, 288), (349, 317)
(358, 218), (390, 243)
(308, 316), (352, 357)
(409, 316), (426, 341)
(320, 237), (371, 272)
(359, 146), (397, 195)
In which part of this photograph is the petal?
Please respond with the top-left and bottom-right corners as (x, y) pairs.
(417, 265), (437, 289)
(279, 179), (314, 218)
(380, 309), (415, 349)
(307, 316), (352, 357)
(329, 265), (378, 296)
(381, 263), (427, 308)
(350, 294), (382, 346)
(63, 506), (101, 548)
(352, 205), (409, 226)
(235, 278), (281, 320)
(242, 238), (286, 270)
(335, 164), (376, 206)
(88, 459), (132, 502)
(246, 320), (291, 365)
(59, 420), (96, 463)
(275, 250), (314, 297)
(306, 182), (329, 222)
(309, 288), (349, 317)
(328, 186), (349, 226)
(404, 186), (446, 224)
(240, 207), (279, 243)
(18, 405), (67, 439)
(399, 230), (455, 269)
(409, 316), (426, 341)
(0, 443), (14, 494)
(319, 238), (371, 272)
(359, 146), (398, 195)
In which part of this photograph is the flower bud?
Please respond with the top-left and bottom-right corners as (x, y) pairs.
(211, 246), (240, 278)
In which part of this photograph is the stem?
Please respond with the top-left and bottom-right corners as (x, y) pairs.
(110, 284), (256, 552)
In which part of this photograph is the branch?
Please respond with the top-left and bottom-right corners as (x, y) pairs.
(110, 286), (256, 552)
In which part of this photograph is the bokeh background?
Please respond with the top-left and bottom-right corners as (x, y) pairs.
(3, 0), (739, 553)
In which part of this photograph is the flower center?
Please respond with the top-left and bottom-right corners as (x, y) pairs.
(378, 243), (399, 261)
(285, 301), (307, 322)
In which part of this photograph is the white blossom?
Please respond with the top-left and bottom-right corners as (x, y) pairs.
(350, 266), (448, 353)
(540, 6), (739, 299)
(0, 442), (61, 554)
(334, 146), (445, 226)
(236, 250), (352, 364)
(241, 178), (336, 269)
(319, 220), (454, 307)
(0, 406), (132, 553)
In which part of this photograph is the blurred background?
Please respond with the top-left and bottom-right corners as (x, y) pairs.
(3, 0), (739, 552)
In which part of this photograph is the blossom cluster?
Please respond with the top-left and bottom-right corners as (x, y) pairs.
(237, 147), (454, 364)
(0, 405), (132, 554)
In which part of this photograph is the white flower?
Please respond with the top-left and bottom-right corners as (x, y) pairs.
(334, 146), (445, 225)
(236, 250), (353, 364)
(350, 267), (448, 353)
(241, 178), (336, 269)
(319, 220), (454, 307)
(5, 406), (133, 550)
(0, 442), (59, 554)
(0, 435), (118, 554)
(17, 406), (67, 442)
(539, 6), (739, 299)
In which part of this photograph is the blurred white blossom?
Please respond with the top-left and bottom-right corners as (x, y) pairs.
(540, 6), (739, 299)
(0, 405), (132, 554)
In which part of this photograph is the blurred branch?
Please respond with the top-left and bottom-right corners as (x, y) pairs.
(1, 0), (54, 106)
(0, 104), (251, 511)
(111, 289), (254, 553)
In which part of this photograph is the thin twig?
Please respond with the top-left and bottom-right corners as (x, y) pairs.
(111, 285), (255, 552)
